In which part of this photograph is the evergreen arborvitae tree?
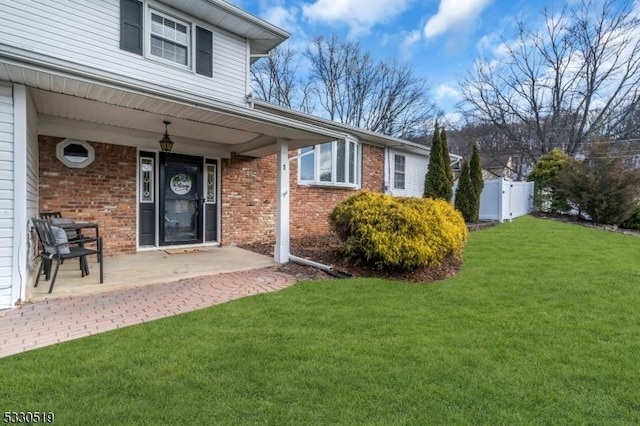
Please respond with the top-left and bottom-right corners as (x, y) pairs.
(454, 160), (475, 222)
(424, 123), (442, 197)
(469, 141), (484, 221)
(424, 124), (452, 200)
(440, 127), (454, 200)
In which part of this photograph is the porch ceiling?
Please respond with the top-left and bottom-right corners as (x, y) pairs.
(31, 89), (260, 146)
(1, 61), (345, 157)
(30, 88), (336, 157)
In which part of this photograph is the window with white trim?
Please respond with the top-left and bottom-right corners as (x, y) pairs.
(394, 154), (406, 190)
(298, 140), (360, 187)
(149, 9), (190, 67)
(120, 1), (213, 76)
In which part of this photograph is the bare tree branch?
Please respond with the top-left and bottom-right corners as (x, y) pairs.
(250, 35), (437, 138)
(459, 0), (640, 164)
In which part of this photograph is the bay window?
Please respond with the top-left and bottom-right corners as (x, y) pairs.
(298, 139), (360, 187)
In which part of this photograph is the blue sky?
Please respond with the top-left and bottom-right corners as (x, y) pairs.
(232, 0), (561, 118)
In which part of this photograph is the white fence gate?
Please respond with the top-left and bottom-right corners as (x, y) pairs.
(479, 179), (535, 222)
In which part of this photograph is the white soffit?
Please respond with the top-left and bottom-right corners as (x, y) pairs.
(158, 0), (289, 54)
(0, 60), (345, 155)
(31, 89), (257, 145)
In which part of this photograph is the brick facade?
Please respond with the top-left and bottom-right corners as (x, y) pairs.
(361, 143), (385, 192)
(220, 154), (278, 245)
(220, 143), (385, 245)
(38, 136), (137, 256)
(39, 137), (386, 253)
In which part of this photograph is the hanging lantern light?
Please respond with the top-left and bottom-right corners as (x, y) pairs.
(159, 120), (174, 153)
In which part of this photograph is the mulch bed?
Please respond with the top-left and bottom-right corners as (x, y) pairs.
(240, 234), (463, 283)
(241, 216), (638, 283)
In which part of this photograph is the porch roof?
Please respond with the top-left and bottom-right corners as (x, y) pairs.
(252, 98), (464, 161)
(0, 54), (345, 158)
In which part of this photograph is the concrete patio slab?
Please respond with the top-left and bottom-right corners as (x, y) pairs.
(26, 246), (276, 302)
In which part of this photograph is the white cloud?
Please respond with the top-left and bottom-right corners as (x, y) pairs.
(302, 0), (411, 37)
(402, 30), (422, 49)
(424, 0), (492, 39)
(262, 6), (299, 33)
(476, 32), (500, 56)
(443, 110), (463, 127)
(400, 29), (422, 57)
(435, 83), (463, 103)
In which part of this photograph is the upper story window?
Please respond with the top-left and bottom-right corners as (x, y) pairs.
(120, 0), (213, 77)
(150, 11), (189, 66)
(298, 139), (360, 188)
(394, 154), (406, 190)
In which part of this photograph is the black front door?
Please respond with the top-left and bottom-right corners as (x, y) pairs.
(160, 153), (203, 245)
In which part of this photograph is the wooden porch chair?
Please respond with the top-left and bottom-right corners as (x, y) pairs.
(31, 218), (104, 293)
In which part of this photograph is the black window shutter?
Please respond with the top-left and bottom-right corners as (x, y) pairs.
(196, 26), (213, 77)
(120, 0), (143, 55)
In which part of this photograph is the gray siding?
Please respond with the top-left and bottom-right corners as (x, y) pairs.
(0, 0), (248, 105)
(0, 84), (13, 309)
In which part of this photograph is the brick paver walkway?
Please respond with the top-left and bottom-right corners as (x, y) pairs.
(0, 268), (296, 358)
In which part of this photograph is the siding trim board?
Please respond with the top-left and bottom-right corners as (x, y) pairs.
(0, 84), (13, 309)
(12, 84), (27, 306)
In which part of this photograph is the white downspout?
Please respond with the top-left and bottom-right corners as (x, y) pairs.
(288, 254), (334, 272)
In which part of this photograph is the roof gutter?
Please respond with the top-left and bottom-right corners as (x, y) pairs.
(201, 0), (290, 39)
(251, 98), (463, 160)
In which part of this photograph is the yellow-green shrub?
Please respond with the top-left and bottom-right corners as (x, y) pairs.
(329, 191), (468, 271)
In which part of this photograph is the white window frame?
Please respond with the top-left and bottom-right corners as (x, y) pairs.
(146, 6), (191, 70)
(298, 139), (361, 188)
(394, 154), (406, 190)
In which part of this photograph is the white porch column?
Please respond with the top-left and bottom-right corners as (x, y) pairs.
(12, 84), (28, 305)
(274, 138), (290, 263)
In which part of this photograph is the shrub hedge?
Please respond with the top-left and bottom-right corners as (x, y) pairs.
(329, 191), (468, 271)
(621, 208), (640, 230)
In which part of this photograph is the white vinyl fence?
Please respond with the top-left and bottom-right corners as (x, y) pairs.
(478, 179), (535, 222)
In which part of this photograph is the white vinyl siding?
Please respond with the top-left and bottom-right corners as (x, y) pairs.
(0, 0), (248, 105)
(0, 84), (13, 309)
(385, 149), (430, 198)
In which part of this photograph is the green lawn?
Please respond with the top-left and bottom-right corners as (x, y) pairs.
(1, 216), (640, 425)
